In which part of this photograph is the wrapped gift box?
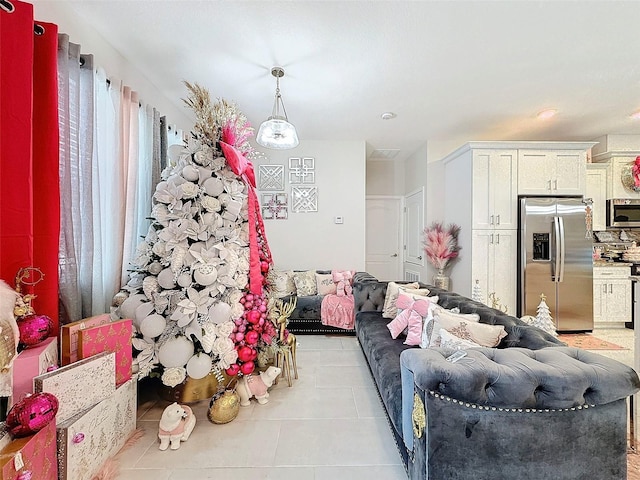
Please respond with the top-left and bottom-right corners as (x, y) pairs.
(10, 337), (58, 407)
(0, 420), (57, 480)
(78, 318), (132, 386)
(33, 351), (116, 424)
(59, 314), (111, 366)
(57, 377), (137, 480)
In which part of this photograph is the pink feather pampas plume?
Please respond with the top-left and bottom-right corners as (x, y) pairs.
(423, 222), (461, 271)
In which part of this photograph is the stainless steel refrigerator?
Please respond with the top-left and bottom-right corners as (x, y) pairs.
(518, 196), (593, 332)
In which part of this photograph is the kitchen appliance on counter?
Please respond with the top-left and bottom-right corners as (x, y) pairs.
(518, 196), (593, 332)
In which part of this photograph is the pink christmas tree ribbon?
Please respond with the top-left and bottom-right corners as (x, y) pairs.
(220, 141), (272, 294)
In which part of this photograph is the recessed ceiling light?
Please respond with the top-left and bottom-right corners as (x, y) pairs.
(630, 110), (640, 120)
(537, 109), (558, 120)
(381, 112), (397, 120)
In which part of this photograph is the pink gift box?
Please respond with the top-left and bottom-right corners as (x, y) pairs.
(78, 318), (133, 387)
(10, 337), (58, 407)
(0, 420), (57, 480)
(59, 314), (111, 366)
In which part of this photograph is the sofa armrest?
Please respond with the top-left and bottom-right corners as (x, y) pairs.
(400, 346), (640, 450)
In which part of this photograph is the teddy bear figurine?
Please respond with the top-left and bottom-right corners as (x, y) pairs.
(158, 402), (196, 450)
(236, 366), (282, 406)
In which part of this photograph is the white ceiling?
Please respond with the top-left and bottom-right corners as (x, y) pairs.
(61, 0), (640, 162)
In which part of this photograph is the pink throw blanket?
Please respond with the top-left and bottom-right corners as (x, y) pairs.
(321, 294), (355, 330)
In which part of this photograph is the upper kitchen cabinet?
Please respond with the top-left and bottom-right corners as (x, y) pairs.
(471, 149), (518, 230)
(442, 144), (518, 231)
(585, 163), (609, 231)
(591, 134), (640, 199)
(518, 148), (592, 195)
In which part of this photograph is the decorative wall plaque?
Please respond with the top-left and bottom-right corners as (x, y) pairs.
(261, 193), (288, 219)
(291, 186), (318, 213)
(258, 164), (285, 191)
(289, 157), (315, 184)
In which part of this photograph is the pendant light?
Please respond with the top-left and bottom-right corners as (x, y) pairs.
(256, 67), (299, 149)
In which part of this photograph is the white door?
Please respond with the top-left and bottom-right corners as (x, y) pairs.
(405, 188), (425, 266)
(366, 197), (402, 281)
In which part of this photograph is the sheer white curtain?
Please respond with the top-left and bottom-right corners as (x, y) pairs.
(58, 47), (171, 317)
(120, 87), (140, 286)
(57, 35), (95, 323)
(93, 69), (122, 314)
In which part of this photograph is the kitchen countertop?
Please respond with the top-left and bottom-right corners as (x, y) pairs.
(593, 261), (633, 267)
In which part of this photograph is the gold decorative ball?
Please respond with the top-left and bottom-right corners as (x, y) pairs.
(208, 389), (241, 424)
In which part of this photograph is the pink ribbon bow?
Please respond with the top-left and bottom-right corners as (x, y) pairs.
(395, 294), (430, 325)
(220, 141), (272, 294)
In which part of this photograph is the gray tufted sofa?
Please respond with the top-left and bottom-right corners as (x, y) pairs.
(284, 271), (377, 335)
(353, 280), (640, 479)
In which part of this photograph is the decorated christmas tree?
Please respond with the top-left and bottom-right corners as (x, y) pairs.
(113, 83), (281, 388)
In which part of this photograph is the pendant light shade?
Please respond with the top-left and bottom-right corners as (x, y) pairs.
(256, 67), (299, 150)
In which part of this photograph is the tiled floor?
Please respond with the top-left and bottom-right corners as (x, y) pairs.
(118, 335), (407, 480)
(117, 328), (636, 480)
(590, 327), (635, 367)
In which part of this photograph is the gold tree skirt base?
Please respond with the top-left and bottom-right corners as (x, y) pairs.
(157, 372), (233, 403)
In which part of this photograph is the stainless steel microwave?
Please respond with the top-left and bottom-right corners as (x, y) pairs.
(607, 199), (640, 227)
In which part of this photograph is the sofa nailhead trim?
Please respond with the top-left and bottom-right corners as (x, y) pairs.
(427, 390), (597, 413)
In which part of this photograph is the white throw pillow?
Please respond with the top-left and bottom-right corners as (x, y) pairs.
(267, 270), (296, 298)
(293, 270), (317, 296)
(438, 329), (482, 350)
(427, 312), (506, 348)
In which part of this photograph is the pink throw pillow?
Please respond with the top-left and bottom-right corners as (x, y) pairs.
(389, 292), (432, 346)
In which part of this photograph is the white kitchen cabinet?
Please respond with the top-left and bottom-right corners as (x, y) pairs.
(470, 229), (517, 314)
(472, 150), (518, 230)
(603, 157), (640, 200)
(443, 141), (595, 303)
(591, 135), (640, 199)
(593, 266), (631, 324)
(518, 150), (587, 195)
(585, 164), (608, 231)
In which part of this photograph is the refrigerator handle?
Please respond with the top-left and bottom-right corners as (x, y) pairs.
(558, 216), (566, 282)
(552, 216), (561, 283)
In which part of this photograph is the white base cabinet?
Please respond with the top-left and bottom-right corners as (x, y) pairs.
(593, 266), (631, 325)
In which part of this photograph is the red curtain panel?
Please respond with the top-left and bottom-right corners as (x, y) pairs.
(32, 20), (60, 327)
(0, 0), (35, 292)
(1, 1), (60, 331)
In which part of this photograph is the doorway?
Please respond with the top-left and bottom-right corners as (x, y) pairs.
(365, 196), (403, 281)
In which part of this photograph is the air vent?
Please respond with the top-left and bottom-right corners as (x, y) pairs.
(370, 149), (401, 160)
(405, 270), (420, 282)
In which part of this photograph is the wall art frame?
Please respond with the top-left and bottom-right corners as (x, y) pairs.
(291, 186), (318, 213)
(258, 164), (285, 191)
(261, 193), (288, 220)
(289, 157), (315, 184)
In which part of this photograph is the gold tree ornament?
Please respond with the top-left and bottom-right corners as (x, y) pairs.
(13, 267), (44, 318)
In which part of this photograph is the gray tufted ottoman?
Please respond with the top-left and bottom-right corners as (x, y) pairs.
(400, 346), (640, 479)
